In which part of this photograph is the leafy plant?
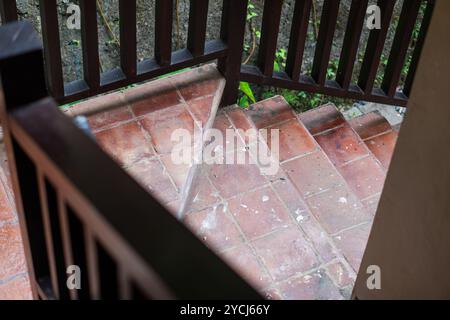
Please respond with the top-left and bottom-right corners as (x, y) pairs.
(238, 81), (256, 108)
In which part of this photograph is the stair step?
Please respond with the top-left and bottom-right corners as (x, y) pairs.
(348, 111), (392, 140)
(303, 104), (386, 203)
(298, 103), (346, 135)
(180, 96), (374, 299)
(349, 111), (398, 169)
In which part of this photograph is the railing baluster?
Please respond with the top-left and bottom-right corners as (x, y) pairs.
(119, 0), (137, 78)
(37, 170), (60, 299)
(119, 268), (132, 299)
(85, 229), (100, 299)
(404, 0), (435, 97)
(218, 0), (249, 106)
(358, 0), (395, 94)
(39, 0), (65, 100)
(285, 0), (312, 82)
(257, 0), (283, 77)
(311, 0), (341, 85)
(336, 0), (368, 89)
(80, 0), (100, 90)
(155, 0), (173, 66)
(188, 0), (209, 57)
(58, 196), (78, 300)
(381, 0), (422, 97)
(0, 0), (17, 23)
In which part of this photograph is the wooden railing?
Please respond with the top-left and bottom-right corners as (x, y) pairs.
(0, 0), (435, 107)
(0, 21), (260, 300)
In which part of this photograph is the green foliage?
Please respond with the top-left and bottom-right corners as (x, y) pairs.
(238, 81), (256, 108)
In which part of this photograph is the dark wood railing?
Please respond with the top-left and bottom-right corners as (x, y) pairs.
(0, 21), (260, 300)
(0, 0), (435, 107)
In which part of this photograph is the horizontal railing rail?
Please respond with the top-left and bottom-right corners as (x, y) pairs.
(0, 21), (260, 300)
(0, 0), (435, 107)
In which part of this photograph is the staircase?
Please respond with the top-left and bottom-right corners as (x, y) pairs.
(0, 65), (399, 300)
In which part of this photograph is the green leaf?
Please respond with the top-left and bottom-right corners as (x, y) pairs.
(238, 95), (249, 108)
(239, 82), (256, 103)
(273, 61), (280, 72)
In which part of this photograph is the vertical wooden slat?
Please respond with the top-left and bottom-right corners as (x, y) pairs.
(0, 0), (17, 23)
(85, 229), (100, 299)
(119, 0), (137, 78)
(311, 0), (341, 85)
(404, 0), (435, 97)
(358, 0), (395, 93)
(119, 268), (132, 299)
(79, 0), (100, 90)
(285, 0), (312, 82)
(382, 0), (422, 97)
(39, 0), (65, 100)
(155, 0), (173, 66)
(218, 0), (249, 106)
(58, 195), (78, 300)
(336, 0), (369, 89)
(37, 170), (59, 299)
(187, 0), (209, 57)
(257, 0), (283, 77)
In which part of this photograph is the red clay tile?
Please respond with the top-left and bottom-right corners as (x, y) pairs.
(225, 107), (258, 147)
(186, 172), (221, 212)
(160, 154), (192, 190)
(186, 95), (215, 126)
(87, 106), (132, 131)
(349, 111), (392, 140)
(265, 120), (317, 162)
(125, 78), (182, 117)
(300, 218), (338, 263)
(0, 275), (32, 300)
(277, 270), (343, 300)
(315, 124), (369, 167)
(272, 179), (309, 216)
(325, 261), (355, 288)
(306, 186), (371, 234)
(298, 104), (345, 135)
(95, 121), (153, 166)
(208, 162), (267, 199)
(245, 96), (296, 129)
(365, 131), (398, 169)
(127, 158), (179, 204)
(0, 224), (27, 280)
(221, 244), (272, 290)
(228, 186), (291, 240)
(339, 156), (386, 200)
(282, 151), (345, 198)
(184, 204), (243, 251)
(226, 107), (254, 132)
(272, 179), (338, 262)
(0, 182), (14, 223)
(170, 67), (222, 102)
(334, 223), (372, 272)
(140, 104), (197, 155)
(252, 226), (319, 281)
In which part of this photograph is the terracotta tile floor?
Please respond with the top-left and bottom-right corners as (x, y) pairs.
(0, 65), (400, 300)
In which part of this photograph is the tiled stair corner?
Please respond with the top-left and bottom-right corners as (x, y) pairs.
(180, 96), (388, 300)
(300, 104), (387, 213)
(67, 64), (225, 216)
(349, 111), (398, 170)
